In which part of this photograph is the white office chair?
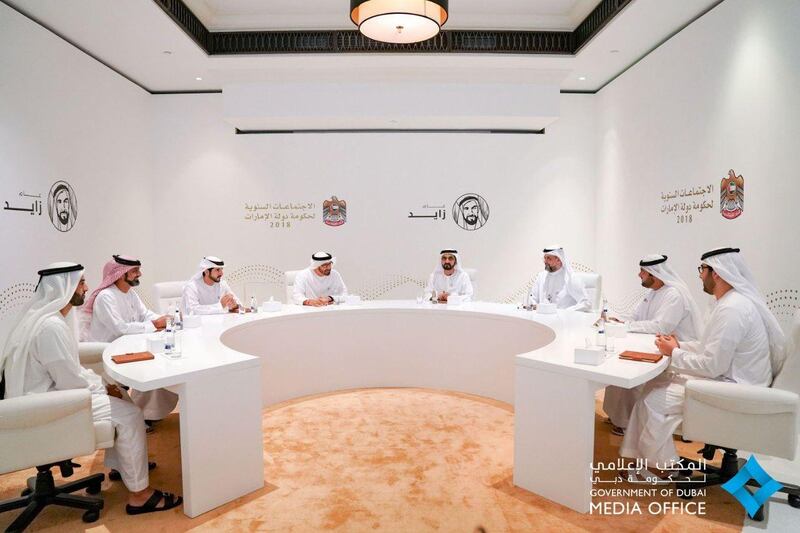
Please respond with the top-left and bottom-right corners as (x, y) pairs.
(573, 272), (602, 311)
(152, 281), (185, 314)
(678, 310), (800, 520)
(284, 270), (301, 304)
(463, 268), (478, 298)
(78, 342), (109, 380)
(0, 389), (115, 529)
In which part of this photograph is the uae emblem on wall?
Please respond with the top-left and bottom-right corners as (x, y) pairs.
(323, 195), (347, 226)
(47, 180), (78, 232)
(452, 193), (489, 231)
(720, 169), (744, 220)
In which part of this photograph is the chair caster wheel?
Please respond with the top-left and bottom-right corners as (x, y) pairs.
(86, 481), (102, 495)
(20, 488), (31, 497)
(82, 509), (101, 523)
(788, 494), (800, 509)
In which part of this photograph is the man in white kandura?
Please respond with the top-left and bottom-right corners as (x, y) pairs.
(527, 246), (591, 311)
(84, 255), (178, 424)
(620, 247), (785, 475)
(602, 254), (704, 436)
(0, 263), (182, 515)
(181, 256), (241, 315)
(292, 252), (347, 306)
(426, 249), (474, 303)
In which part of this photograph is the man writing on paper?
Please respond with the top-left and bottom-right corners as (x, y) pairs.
(292, 252), (348, 306)
(0, 263), (181, 514)
(620, 247), (783, 473)
(425, 249), (473, 303)
(527, 246), (591, 311)
(602, 254), (703, 436)
(181, 256), (241, 315)
(85, 255), (178, 424)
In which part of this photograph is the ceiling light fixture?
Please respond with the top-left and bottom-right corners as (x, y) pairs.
(350, 0), (448, 44)
(578, 76), (587, 81)
(195, 77), (203, 81)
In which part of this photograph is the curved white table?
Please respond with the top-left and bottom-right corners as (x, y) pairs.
(104, 301), (667, 516)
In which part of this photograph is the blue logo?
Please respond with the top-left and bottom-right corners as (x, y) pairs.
(721, 456), (782, 518)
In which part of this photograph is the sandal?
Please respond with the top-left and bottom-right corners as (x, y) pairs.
(610, 424), (625, 436)
(126, 489), (183, 515)
(109, 461), (157, 481)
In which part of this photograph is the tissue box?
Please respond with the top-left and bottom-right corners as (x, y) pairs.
(537, 302), (557, 314)
(183, 315), (201, 328)
(146, 335), (166, 353)
(574, 346), (606, 365)
(262, 300), (282, 312)
(344, 295), (362, 305)
(447, 294), (464, 306)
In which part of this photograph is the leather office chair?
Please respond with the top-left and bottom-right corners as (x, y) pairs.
(463, 268), (478, 298)
(678, 310), (800, 521)
(0, 388), (115, 531)
(284, 270), (301, 304)
(152, 281), (185, 314)
(572, 272), (602, 312)
(78, 342), (109, 380)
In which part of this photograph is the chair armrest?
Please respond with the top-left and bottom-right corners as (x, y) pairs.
(683, 380), (799, 460)
(78, 342), (109, 366)
(685, 380), (799, 415)
(0, 389), (91, 430)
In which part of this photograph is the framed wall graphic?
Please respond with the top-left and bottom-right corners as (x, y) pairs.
(720, 169), (744, 220)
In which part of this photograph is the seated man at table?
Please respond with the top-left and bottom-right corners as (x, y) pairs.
(425, 249), (473, 303)
(84, 255), (178, 424)
(292, 252), (347, 306)
(181, 256), (241, 315)
(602, 254), (703, 436)
(527, 246), (590, 311)
(620, 247), (784, 473)
(0, 262), (182, 515)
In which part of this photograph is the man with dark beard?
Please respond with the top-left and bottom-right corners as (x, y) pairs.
(619, 247), (784, 472)
(0, 263), (182, 515)
(181, 256), (241, 314)
(85, 255), (177, 426)
(527, 246), (590, 311)
(603, 254), (703, 436)
(425, 249), (473, 303)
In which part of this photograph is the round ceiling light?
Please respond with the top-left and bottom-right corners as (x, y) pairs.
(350, 0), (449, 44)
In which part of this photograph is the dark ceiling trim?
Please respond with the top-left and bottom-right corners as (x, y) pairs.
(573, 0), (634, 53)
(153, 0), (628, 56)
(235, 128), (546, 135)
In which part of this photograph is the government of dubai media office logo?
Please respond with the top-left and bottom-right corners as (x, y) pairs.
(721, 456), (782, 518)
(720, 169), (744, 220)
(323, 195), (346, 227)
(48, 180), (77, 232)
(452, 193), (489, 231)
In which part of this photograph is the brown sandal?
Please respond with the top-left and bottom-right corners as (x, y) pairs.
(126, 489), (183, 515)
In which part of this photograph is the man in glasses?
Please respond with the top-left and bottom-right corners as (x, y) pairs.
(619, 247), (784, 474)
(425, 249), (474, 303)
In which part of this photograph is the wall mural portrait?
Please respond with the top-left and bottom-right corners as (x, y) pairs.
(47, 180), (77, 232)
(720, 169), (744, 220)
(452, 193), (489, 231)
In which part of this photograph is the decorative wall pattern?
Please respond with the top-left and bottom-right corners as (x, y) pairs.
(766, 289), (800, 333)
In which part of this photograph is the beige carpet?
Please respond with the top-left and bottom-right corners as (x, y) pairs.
(0, 388), (745, 532)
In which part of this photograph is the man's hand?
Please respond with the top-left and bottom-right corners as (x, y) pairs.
(152, 315), (169, 330)
(437, 291), (449, 303)
(608, 316), (623, 323)
(106, 384), (123, 399)
(220, 293), (237, 309)
(655, 334), (680, 356)
(303, 297), (329, 307)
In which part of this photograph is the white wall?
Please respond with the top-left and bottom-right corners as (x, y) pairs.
(595, 0), (800, 313)
(149, 93), (598, 303)
(0, 4), (154, 340)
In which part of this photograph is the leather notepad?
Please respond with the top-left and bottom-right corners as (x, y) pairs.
(618, 350), (664, 363)
(111, 351), (155, 364)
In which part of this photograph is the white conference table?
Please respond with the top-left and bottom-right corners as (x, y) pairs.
(103, 300), (668, 517)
